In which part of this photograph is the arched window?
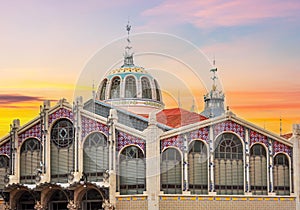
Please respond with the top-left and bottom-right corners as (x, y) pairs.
(99, 79), (107, 100)
(119, 146), (145, 195)
(154, 80), (161, 102)
(250, 144), (267, 195)
(214, 133), (244, 195)
(161, 148), (182, 194)
(141, 77), (152, 99)
(50, 119), (74, 183)
(81, 189), (104, 210)
(125, 76), (137, 98)
(188, 140), (208, 194)
(48, 190), (68, 210)
(0, 155), (9, 190)
(83, 132), (109, 182)
(274, 153), (290, 195)
(110, 77), (121, 99)
(17, 191), (35, 210)
(20, 138), (41, 184)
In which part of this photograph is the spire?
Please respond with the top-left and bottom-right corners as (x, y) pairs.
(210, 58), (218, 91)
(123, 20), (134, 66)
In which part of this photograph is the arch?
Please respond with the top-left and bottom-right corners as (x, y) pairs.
(99, 79), (107, 100)
(83, 132), (109, 182)
(154, 79), (161, 102)
(0, 155), (9, 190)
(47, 189), (69, 210)
(250, 143), (268, 195)
(214, 132), (244, 195)
(119, 145), (146, 195)
(141, 77), (152, 99)
(109, 76), (121, 99)
(20, 138), (41, 184)
(50, 118), (74, 183)
(124, 75), (137, 98)
(273, 153), (290, 195)
(188, 140), (208, 194)
(79, 188), (104, 210)
(161, 147), (182, 194)
(16, 190), (35, 210)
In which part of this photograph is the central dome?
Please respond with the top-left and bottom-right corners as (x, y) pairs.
(96, 23), (164, 114)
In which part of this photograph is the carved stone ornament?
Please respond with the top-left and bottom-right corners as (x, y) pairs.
(4, 203), (10, 210)
(34, 201), (44, 210)
(67, 200), (78, 210)
(102, 199), (114, 210)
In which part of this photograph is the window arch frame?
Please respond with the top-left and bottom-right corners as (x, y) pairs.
(160, 146), (183, 194)
(214, 132), (244, 195)
(188, 139), (209, 194)
(154, 79), (161, 102)
(273, 152), (291, 195)
(99, 79), (108, 100)
(118, 145), (146, 195)
(141, 76), (152, 99)
(19, 137), (42, 184)
(82, 131), (109, 182)
(109, 76), (121, 99)
(124, 75), (137, 98)
(249, 143), (268, 195)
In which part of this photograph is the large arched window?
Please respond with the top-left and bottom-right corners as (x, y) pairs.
(141, 77), (152, 99)
(250, 144), (267, 195)
(17, 191), (35, 210)
(99, 79), (107, 100)
(274, 153), (290, 195)
(81, 189), (104, 210)
(188, 140), (208, 194)
(119, 146), (145, 195)
(20, 138), (41, 184)
(0, 155), (9, 190)
(110, 77), (121, 99)
(161, 148), (182, 194)
(214, 133), (244, 195)
(83, 132), (109, 182)
(48, 190), (68, 210)
(125, 76), (137, 98)
(154, 79), (161, 102)
(50, 119), (74, 183)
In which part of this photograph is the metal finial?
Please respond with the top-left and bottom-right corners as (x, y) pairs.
(123, 20), (134, 66)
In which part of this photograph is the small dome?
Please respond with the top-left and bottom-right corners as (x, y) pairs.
(97, 64), (164, 114)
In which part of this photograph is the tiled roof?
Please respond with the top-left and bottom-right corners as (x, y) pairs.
(281, 133), (292, 139)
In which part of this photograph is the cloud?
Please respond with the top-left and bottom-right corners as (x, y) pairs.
(142, 0), (300, 28)
(0, 94), (49, 104)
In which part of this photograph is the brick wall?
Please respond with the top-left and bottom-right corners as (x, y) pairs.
(116, 196), (148, 210)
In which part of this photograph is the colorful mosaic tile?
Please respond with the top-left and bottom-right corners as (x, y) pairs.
(0, 141), (10, 155)
(117, 131), (145, 152)
(214, 120), (245, 139)
(273, 141), (292, 156)
(48, 108), (73, 125)
(249, 130), (268, 148)
(18, 123), (41, 146)
(161, 135), (184, 151)
(188, 127), (209, 143)
(81, 115), (109, 139)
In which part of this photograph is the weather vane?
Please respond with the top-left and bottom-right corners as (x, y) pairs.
(210, 58), (218, 91)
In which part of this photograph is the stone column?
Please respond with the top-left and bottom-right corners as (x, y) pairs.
(208, 125), (216, 194)
(291, 124), (300, 210)
(183, 135), (189, 193)
(8, 119), (20, 184)
(268, 138), (275, 195)
(144, 112), (163, 210)
(108, 109), (118, 208)
(245, 129), (251, 194)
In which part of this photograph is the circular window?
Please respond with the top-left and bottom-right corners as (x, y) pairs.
(51, 119), (74, 148)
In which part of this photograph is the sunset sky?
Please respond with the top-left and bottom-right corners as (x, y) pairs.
(1, 0), (300, 137)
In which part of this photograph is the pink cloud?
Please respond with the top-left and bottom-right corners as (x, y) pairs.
(142, 0), (300, 28)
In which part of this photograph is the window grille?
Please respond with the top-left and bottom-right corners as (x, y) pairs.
(214, 133), (244, 195)
(0, 155), (9, 190)
(17, 191), (35, 210)
(20, 138), (41, 184)
(99, 79), (107, 100)
(274, 153), (290, 195)
(250, 144), (267, 195)
(188, 140), (208, 194)
(81, 189), (103, 210)
(50, 119), (74, 183)
(141, 77), (152, 99)
(110, 77), (121, 99)
(161, 148), (182, 194)
(125, 76), (137, 98)
(119, 146), (145, 195)
(154, 80), (161, 102)
(83, 132), (109, 181)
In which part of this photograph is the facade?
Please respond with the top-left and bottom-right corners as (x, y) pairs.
(1, 26), (300, 210)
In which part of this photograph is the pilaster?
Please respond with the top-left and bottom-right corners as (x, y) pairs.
(292, 124), (300, 210)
